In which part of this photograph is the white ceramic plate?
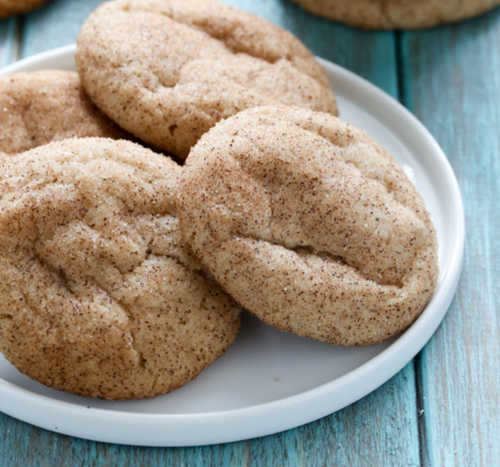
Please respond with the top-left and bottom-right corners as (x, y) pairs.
(0, 45), (464, 447)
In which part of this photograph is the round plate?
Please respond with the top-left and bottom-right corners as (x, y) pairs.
(0, 45), (464, 447)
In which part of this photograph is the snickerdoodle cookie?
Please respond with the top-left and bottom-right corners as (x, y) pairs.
(290, 0), (500, 29)
(0, 71), (129, 156)
(178, 106), (438, 347)
(0, 138), (240, 400)
(76, 0), (338, 159)
(0, 0), (51, 18)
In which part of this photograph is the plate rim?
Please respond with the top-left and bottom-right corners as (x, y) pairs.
(0, 44), (465, 447)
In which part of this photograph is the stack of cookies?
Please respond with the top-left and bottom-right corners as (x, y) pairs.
(0, 0), (438, 401)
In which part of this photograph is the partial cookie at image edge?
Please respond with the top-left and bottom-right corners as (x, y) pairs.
(289, 0), (500, 29)
(0, 0), (52, 18)
(0, 70), (131, 155)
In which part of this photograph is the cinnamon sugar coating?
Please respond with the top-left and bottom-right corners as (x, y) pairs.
(0, 138), (240, 399)
(178, 106), (438, 346)
(0, 71), (129, 156)
(290, 0), (500, 29)
(76, 0), (338, 158)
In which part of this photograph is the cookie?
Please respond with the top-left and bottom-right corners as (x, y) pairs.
(0, 0), (51, 18)
(0, 71), (129, 156)
(290, 0), (500, 29)
(76, 0), (338, 159)
(0, 138), (241, 400)
(178, 106), (439, 347)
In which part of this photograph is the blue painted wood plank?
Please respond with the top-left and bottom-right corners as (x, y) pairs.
(401, 9), (500, 467)
(249, 365), (419, 467)
(0, 364), (419, 467)
(20, 0), (105, 59)
(0, 18), (17, 67)
(1, 1), (421, 465)
(223, 0), (398, 90)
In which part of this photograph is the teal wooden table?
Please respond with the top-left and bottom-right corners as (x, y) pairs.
(0, 1), (499, 465)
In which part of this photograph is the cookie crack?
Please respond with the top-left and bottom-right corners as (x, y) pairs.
(221, 135), (424, 288)
(59, 154), (174, 187)
(33, 247), (74, 297)
(234, 128), (397, 200)
(29, 212), (207, 387)
(144, 63), (244, 123)
(15, 104), (33, 150)
(285, 121), (399, 199)
(118, 3), (316, 79)
(32, 243), (149, 373)
(127, 6), (279, 66)
(1, 175), (64, 197)
(234, 229), (403, 289)
(106, 293), (148, 372)
(219, 153), (406, 288)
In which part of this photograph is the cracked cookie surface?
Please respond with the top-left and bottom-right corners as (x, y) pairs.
(178, 106), (438, 347)
(290, 0), (500, 29)
(76, 0), (338, 159)
(0, 138), (240, 400)
(0, 71), (129, 156)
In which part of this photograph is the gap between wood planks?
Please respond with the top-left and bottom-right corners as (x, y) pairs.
(395, 29), (431, 467)
(12, 17), (24, 63)
(0, 17), (24, 65)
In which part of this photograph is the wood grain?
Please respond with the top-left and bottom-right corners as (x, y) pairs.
(401, 10), (500, 467)
(0, 1), (425, 465)
(0, 365), (420, 467)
